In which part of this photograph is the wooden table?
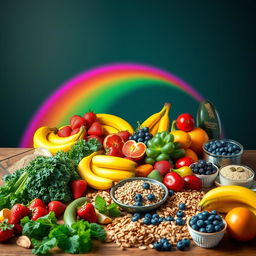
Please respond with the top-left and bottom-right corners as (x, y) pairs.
(0, 148), (256, 256)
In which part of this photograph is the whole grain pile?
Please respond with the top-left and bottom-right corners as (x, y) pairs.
(87, 189), (204, 250)
(114, 180), (165, 206)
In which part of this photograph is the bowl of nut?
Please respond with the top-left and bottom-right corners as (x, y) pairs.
(110, 177), (169, 213)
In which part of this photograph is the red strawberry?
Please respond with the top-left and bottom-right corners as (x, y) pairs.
(83, 112), (97, 127)
(77, 203), (97, 223)
(87, 122), (103, 137)
(117, 131), (131, 142)
(71, 180), (87, 199)
(13, 224), (23, 235)
(31, 206), (48, 221)
(57, 126), (72, 137)
(71, 128), (80, 135)
(10, 204), (30, 224)
(28, 198), (46, 210)
(48, 201), (66, 218)
(70, 115), (87, 130)
(0, 219), (14, 242)
(106, 146), (124, 157)
(86, 135), (103, 144)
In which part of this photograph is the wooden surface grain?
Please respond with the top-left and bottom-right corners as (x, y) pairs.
(0, 148), (256, 256)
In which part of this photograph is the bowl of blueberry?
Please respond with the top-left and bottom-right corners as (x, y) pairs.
(187, 210), (227, 248)
(190, 160), (219, 187)
(203, 139), (243, 167)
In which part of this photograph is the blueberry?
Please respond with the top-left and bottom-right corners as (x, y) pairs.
(131, 216), (139, 222)
(190, 164), (195, 168)
(145, 132), (150, 136)
(163, 241), (171, 251)
(151, 218), (159, 225)
(199, 227), (206, 232)
(208, 215), (215, 221)
(189, 219), (197, 226)
(137, 138), (144, 142)
(202, 211), (209, 217)
(191, 215), (198, 221)
(159, 217), (164, 222)
(214, 225), (221, 232)
(134, 194), (143, 202)
(206, 224), (214, 233)
(214, 215), (222, 221)
(138, 132), (145, 138)
(147, 194), (155, 201)
(204, 220), (211, 225)
(143, 218), (151, 225)
(143, 127), (149, 132)
(197, 213), (206, 220)
(213, 220), (220, 226)
(134, 201), (142, 206)
(211, 210), (217, 215)
(197, 220), (205, 227)
(133, 135), (138, 140)
(166, 216), (174, 221)
(176, 218), (185, 226)
(144, 213), (152, 219)
(206, 171), (211, 175)
(176, 211), (185, 218)
(133, 213), (141, 218)
(182, 238), (190, 247)
(168, 190), (175, 196)
(160, 238), (168, 243)
(142, 182), (150, 189)
(199, 168), (205, 174)
(177, 241), (186, 250)
(179, 203), (186, 210)
(192, 224), (199, 231)
(145, 136), (151, 140)
(153, 241), (162, 251)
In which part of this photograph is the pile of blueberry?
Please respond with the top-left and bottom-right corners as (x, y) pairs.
(190, 160), (217, 175)
(175, 210), (185, 226)
(189, 210), (225, 233)
(128, 127), (153, 145)
(176, 238), (190, 251)
(204, 140), (241, 156)
(153, 238), (190, 251)
(131, 212), (174, 224)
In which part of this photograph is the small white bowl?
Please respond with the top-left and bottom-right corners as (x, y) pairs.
(187, 217), (227, 248)
(190, 163), (219, 188)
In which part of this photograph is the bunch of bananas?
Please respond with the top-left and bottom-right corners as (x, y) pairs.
(96, 113), (134, 136)
(141, 103), (171, 135)
(78, 152), (137, 190)
(33, 126), (86, 154)
(198, 185), (256, 215)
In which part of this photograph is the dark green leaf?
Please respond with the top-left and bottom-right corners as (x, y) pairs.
(107, 203), (121, 217)
(90, 223), (106, 241)
(32, 237), (57, 255)
(94, 195), (107, 214)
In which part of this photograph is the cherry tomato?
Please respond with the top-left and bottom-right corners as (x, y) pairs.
(183, 175), (202, 190)
(83, 112), (97, 128)
(70, 115), (87, 130)
(176, 113), (195, 132)
(175, 157), (194, 168)
(163, 172), (184, 192)
(57, 126), (72, 137)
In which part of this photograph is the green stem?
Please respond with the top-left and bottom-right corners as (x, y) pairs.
(14, 172), (28, 195)
(171, 120), (176, 132)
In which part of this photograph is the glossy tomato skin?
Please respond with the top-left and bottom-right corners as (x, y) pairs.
(176, 114), (195, 132)
(163, 172), (184, 192)
(225, 207), (256, 241)
(175, 157), (194, 168)
(183, 175), (202, 190)
(154, 160), (173, 176)
(83, 112), (97, 127)
(57, 126), (72, 137)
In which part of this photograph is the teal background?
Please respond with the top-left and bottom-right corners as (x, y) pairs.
(0, 0), (255, 148)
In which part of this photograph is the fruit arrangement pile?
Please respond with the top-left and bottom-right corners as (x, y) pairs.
(0, 101), (256, 254)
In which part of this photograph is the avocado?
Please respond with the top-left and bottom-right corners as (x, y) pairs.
(147, 169), (163, 182)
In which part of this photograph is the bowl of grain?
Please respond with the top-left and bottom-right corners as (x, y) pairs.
(219, 165), (255, 188)
(110, 177), (169, 213)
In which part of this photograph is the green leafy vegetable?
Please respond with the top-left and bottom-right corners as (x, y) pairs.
(90, 223), (107, 241)
(32, 237), (57, 255)
(95, 195), (121, 217)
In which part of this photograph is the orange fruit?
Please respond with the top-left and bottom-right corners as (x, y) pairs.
(103, 134), (124, 151)
(225, 207), (256, 241)
(170, 130), (191, 149)
(0, 208), (11, 222)
(135, 164), (154, 177)
(185, 148), (199, 162)
(122, 140), (147, 158)
(188, 128), (209, 154)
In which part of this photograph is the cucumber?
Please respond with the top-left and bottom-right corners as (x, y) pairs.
(196, 99), (222, 139)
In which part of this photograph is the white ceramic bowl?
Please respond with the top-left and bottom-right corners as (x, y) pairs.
(187, 217), (227, 248)
(190, 163), (219, 188)
(219, 165), (255, 188)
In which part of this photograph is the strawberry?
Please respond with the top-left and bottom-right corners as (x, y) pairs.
(31, 206), (48, 221)
(87, 122), (103, 137)
(0, 219), (14, 242)
(77, 203), (97, 223)
(57, 126), (72, 137)
(13, 223), (23, 235)
(71, 180), (87, 199)
(28, 198), (46, 210)
(106, 146), (124, 157)
(48, 201), (66, 218)
(83, 112), (97, 128)
(10, 204), (30, 224)
(70, 115), (87, 130)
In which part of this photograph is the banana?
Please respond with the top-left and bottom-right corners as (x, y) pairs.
(141, 104), (167, 130)
(96, 113), (134, 134)
(102, 125), (119, 136)
(150, 122), (160, 136)
(92, 155), (137, 171)
(78, 152), (113, 190)
(157, 103), (171, 133)
(33, 126), (78, 154)
(91, 165), (135, 181)
(198, 185), (256, 212)
(48, 126), (86, 144)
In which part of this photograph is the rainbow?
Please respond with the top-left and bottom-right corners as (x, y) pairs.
(20, 63), (204, 147)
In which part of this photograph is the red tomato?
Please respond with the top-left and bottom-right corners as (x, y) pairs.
(86, 135), (103, 144)
(117, 131), (131, 142)
(70, 115), (87, 130)
(154, 161), (173, 176)
(71, 128), (80, 135)
(163, 172), (184, 192)
(87, 122), (103, 137)
(176, 113), (195, 132)
(175, 157), (194, 168)
(106, 146), (124, 157)
(57, 126), (72, 137)
(83, 112), (97, 128)
(183, 175), (202, 190)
